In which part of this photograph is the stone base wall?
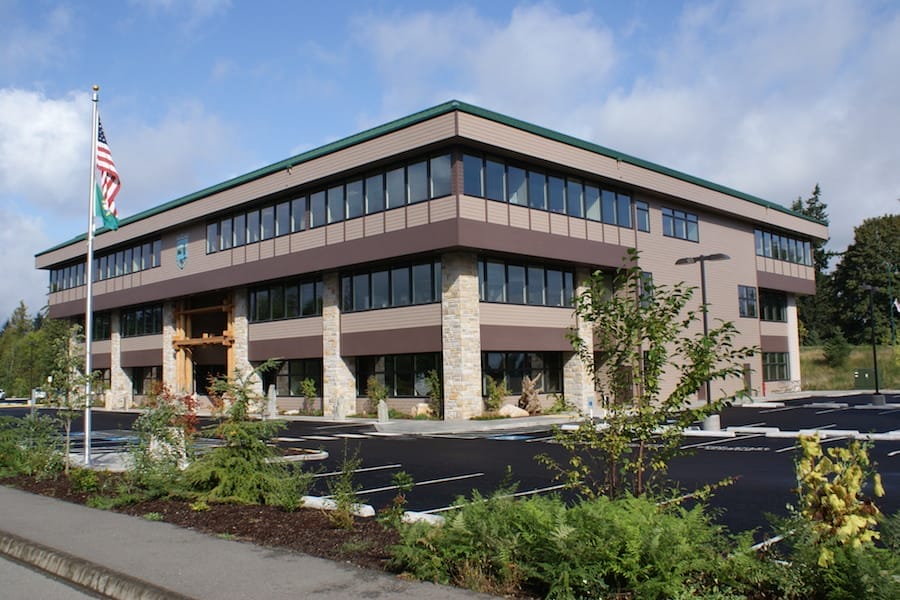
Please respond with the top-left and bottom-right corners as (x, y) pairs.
(322, 273), (356, 418)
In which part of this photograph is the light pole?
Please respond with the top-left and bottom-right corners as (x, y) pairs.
(860, 284), (885, 405)
(675, 253), (731, 405)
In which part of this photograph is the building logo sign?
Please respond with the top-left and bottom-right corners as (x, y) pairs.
(176, 235), (189, 270)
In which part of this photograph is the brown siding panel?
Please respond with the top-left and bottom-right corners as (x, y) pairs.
(757, 271), (816, 295)
(121, 349), (163, 368)
(760, 335), (789, 352)
(342, 326), (442, 355)
(481, 325), (572, 351)
(249, 336), (322, 361)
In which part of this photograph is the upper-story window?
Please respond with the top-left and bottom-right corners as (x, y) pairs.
(760, 290), (787, 322)
(121, 304), (163, 337)
(206, 153), (452, 254)
(340, 260), (441, 313)
(49, 238), (162, 292)
(754, 229), (812, 266)
(635, 201), (650, 232)
(249, 277), (323, 322)
(662, 207), (699, 242)
(92, 312), (112, 341)
(463, 153), (634, 228)
(738, 285), (758, 318)
(478, 258), (574, 308)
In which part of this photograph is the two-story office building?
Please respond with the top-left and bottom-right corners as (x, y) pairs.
(36, 100), (827, 418)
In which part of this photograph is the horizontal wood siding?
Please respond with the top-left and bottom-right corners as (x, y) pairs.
(341, 304), (441, 334)
(250, 318), (323, 341)
(479, 303), (574, 328)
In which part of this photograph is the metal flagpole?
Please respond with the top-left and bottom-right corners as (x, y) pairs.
(84, 85), (100, 466)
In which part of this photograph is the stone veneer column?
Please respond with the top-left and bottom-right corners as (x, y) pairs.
(563, 267), (596, 414)
(321, 272), (356, 418)
(441, 252), (483, 419)
(231, 289), (256, 393)
(786, 296), (802, 393)
(162, 302), (179, 393)
(107, 312), (130, 409)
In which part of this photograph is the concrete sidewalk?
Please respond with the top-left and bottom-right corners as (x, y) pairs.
(0, 486), (487, 599)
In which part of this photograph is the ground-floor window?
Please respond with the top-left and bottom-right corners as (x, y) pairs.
(131, 366), (161, 395)
(356, 353), (440, 397)
(762, 352), (790, 381)
(259, 359), (323, 397)
(482, 352), (562, 395)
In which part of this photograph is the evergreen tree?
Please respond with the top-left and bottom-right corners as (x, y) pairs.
(791, 184), (838, 344)
(830, 214), (900, 344)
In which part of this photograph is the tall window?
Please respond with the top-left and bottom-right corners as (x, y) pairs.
(754, 229), (812, 266)
(762, 352), (789, 381)
(635, 200), (650, 232)
(662, 207), (699, 241)
(121, 304), (163, 337)
(356, 353), (440, 397)
(270, 359), (323, 397)
(92, 313), (111, 341)
(760, 290), (787, 322)
(738, 285), (758, 318)
(482, 352), (562, 395)
(132, 366), (161, 395)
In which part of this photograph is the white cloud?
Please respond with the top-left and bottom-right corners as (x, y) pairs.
(0, 89), (88, 216)
(357, 0), (898, 256)
(0, 208), (51, 320)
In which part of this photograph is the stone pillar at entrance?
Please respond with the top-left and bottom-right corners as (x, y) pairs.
(441, 252), (483, 419)
(107, 312), (130, 409)
(321, 272), (356, 418)
(231, 289), (256, 393)
(563, 267), (596, 415)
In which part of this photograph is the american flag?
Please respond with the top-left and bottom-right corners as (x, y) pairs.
(96, 117), (120, 220)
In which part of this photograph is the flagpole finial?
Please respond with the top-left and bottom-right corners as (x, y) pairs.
(93, 84), (99, 91)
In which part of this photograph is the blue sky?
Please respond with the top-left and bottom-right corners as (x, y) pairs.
(1, 0), (898, 321)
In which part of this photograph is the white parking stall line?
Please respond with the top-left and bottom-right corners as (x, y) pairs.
(273, 437), (305, 442)
(367, 432), (404, 436)
(314, 463), (403, 478)
(888, 450), (900, 457)
(733, 422), (767, 428)
(315, 423), (372, 430)
(759, 406), (798, 413)
(525, 435), (559, 443)
(333, 433), (370, 439)
(815, 408), (849, 415)
(776, 436), (847, 454)
(334, 472), (485, 497)
(420, 484), (569, 514)
(878, 409), (900, 416)
(303, 435), (339, 441)
(681, 434), (764, 450)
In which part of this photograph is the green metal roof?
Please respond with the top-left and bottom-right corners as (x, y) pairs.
(37, 99), (823, 257)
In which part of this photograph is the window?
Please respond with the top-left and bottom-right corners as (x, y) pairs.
(430, 154), (452, 198)
(547, 176), (565, 213)
(234, 213), (247, 245)
(482, 352), (562, 395)
(407, 161), (429, 204)
(639, 272), (654, 307)
(340, 261), (441, 312)
(220, 218), (233, 249)
(272, 359), (323, 397)
(249, 277), (322, 322)
(762, 352), (789, 381)
(132, 366), (161, 395)
(585, 184), (601, 221)
(566, 179), (583, 218)
(247, 209), (261, 242)
(327, 185), (345, 223)
(92, 313), (111, 341)
(760, 290), (787, 322)
(346, 180), (364, 219)
(356, 353), (440, 398)
(485, 160), (505, 201)
(121, 304), (163, 337)
(260, 205), (275, 240)
(366, 174), (384, 214)
(463, 154), (483, 197)
(309, 191), (326, 227)
(738, 285), (758, 318)
(662, 207), (699, 241)
(528, 171), (546, 210)
(635, 200), (650, 232)
(386, 167), (405, 209)
(479, 259), (574, 308)
(507, 166), (527, 206)
(290, 198), (305, 233)
(206, 222), (218, 254)
(275, 201), (291, 236)
(754, 228), (813, 266)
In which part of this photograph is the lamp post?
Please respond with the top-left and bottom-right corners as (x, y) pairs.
(860, 284), (885, 405)
(675, 253), (731, 406)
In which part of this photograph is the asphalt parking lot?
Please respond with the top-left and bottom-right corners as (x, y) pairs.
(3, 393), (898, 536)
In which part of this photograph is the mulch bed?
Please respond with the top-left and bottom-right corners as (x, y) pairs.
(1, 474), (401, 572)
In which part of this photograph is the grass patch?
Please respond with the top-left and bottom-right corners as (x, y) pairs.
(800, 345), (899, 390)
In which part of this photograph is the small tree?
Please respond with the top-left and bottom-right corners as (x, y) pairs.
(822, 330), (852, 368)
(795, 435), (884, 567)
(541, 251), (757, 497)
(484, 376), (509, 412)
(365, 375), (387, 415)
(425, 369), (442, 418)
(298, 377), (318, 414)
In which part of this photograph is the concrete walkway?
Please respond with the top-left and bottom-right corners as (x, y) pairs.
(0, 486), (488, 599)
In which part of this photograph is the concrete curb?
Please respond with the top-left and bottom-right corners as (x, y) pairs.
(0, 529), (194, 600)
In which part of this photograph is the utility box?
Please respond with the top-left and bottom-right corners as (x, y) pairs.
(853, 369), (874, 389)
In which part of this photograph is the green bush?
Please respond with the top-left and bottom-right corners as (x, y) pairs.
(183, 364), (311, 510)
(822, 331), (852, 368)
(0, 414), (63, 479)
(390, 492), (743, 600)
(484, 377), (509, 412)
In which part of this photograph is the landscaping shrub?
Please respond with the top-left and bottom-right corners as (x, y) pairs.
(0, 414), (63, 479)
